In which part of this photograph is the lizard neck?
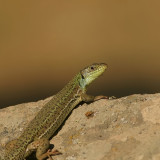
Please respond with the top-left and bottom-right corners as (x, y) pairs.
(59, 72), (86, 96)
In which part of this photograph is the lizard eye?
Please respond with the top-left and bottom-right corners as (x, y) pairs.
(90, 66), (94, 70)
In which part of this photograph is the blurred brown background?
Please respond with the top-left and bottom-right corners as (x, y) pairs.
(0, 0), (160, 108)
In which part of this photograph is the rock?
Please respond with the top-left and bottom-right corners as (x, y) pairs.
(1, 93), (160, 160)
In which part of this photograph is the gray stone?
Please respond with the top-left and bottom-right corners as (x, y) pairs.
(1, 93), (160, 160)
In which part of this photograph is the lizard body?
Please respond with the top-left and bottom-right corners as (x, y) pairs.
(4, 63), (107, 160)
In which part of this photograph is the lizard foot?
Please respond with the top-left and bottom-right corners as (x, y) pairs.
(38, 149), (61, 160)
(94, 95), (108, 101)
(47, 149), (62, 160)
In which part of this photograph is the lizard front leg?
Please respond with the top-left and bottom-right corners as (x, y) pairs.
(26, 138), (61, 160)
(81, 93), (108, 102)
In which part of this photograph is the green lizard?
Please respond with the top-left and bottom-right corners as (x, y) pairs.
(4, 63), (107, 160)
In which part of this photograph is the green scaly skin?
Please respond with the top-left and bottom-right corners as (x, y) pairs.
(4, 63), (107, 160)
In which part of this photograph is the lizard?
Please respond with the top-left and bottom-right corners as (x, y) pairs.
(4, 63), (108, 160)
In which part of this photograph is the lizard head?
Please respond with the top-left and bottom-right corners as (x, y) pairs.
(79, 63), (107, 88)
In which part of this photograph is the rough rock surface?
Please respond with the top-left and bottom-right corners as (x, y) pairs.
(1, 93), (160, 160)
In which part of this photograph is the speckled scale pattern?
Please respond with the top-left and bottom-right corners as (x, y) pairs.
(4, 73), (83, 160)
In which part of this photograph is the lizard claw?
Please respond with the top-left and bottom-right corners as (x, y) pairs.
(47, 149), (62, 160)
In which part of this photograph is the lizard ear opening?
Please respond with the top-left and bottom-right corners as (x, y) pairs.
(80, 70), (85, 79)
(79, 71), (86, 89)
(81, 74), (85, 79)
